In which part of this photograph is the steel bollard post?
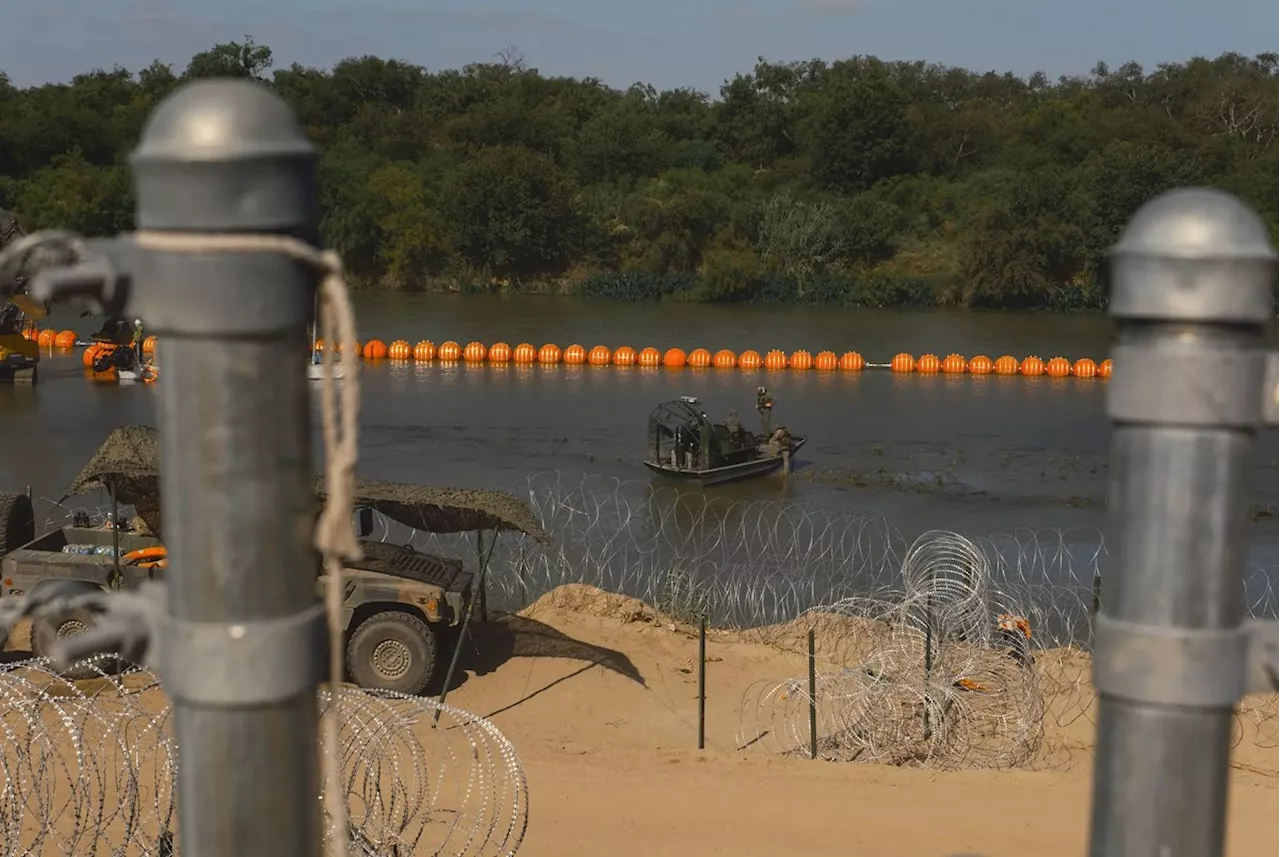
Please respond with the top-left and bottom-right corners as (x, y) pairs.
(24, 80), (329, 856)
(1089, 188), (1277, 857)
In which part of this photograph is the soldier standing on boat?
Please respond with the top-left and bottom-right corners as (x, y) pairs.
(755, 386), (774, 435)
(725, 409), (743, 445)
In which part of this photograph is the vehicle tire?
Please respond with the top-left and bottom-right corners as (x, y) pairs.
(0, 491), (35, 555)
(345, 611), (438, 696)
(31, 607), (112, 680)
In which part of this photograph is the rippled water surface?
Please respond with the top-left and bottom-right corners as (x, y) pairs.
(1, 294), (1274, 572)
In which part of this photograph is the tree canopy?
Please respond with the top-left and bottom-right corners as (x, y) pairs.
(1, 40), (1275, 310)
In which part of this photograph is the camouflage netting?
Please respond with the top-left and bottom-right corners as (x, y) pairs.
(61, 425), (550, 543)
(318, 478), (551, 544)
(63, 425), (163, 536)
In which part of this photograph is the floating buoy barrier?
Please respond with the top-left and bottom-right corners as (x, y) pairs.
(114, 335), (1116, 378)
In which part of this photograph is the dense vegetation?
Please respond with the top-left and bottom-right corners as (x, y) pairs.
(1, 40), (1275, 309)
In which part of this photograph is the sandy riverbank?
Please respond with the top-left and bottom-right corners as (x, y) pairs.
(447, 586), (1276, 857)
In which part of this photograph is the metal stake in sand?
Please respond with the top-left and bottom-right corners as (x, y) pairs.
(697, 615), (707, 750)
(807, 628), (817, 760)
(1088, 188), (1279, 857)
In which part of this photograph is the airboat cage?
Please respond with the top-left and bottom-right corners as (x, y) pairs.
(648, 399), (723, 471)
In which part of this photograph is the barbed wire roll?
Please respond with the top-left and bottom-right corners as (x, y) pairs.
(0, 658), (528, 857)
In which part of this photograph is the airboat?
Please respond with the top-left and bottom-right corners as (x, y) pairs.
(643, 397), (806, 486)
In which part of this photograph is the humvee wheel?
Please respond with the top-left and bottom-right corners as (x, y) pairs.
(13, 366), (36, 385)
(0, 491), (35, 554)
(31, 608), (111, 680)
(346, 611), (438, 695)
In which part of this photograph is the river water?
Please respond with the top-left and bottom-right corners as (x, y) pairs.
(1, 293), (1276, 621)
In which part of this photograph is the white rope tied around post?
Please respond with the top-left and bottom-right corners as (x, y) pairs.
(133, 229), (359, 857)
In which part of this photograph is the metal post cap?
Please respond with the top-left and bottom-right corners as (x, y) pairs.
(128, 78), (318, 234)
(1112, 187), (1276, 263)
(131, 78), (315, 165)
(1107, 188), (1277, 323)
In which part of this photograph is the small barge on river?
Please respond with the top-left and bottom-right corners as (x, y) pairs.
(643, 397), (805, 486)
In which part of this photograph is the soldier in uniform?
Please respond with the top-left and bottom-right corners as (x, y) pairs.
(725, 409), (743, 445)
(755, 386), (774, 435)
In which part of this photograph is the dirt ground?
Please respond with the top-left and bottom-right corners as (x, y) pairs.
(441, 587), (1278, 857)
(5, 586), (1276, 857)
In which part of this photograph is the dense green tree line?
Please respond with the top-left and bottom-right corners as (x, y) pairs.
(1, 39), (1275, 309)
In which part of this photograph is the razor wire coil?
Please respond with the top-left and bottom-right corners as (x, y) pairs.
(0, 655), (528, 857)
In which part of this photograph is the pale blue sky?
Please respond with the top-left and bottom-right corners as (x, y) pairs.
(2, 0), (1276, 94)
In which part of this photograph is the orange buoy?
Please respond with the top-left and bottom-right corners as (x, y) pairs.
(363, 339), (388, 360)
(764, 349), (787, 370)
(82, 344), (103, 367)
(917, 354), (941, 374)
(838, 351), (865, 371)
(538, 343), (562, 364)
(942, 353), (967, 374)
(513, 343), (536, 364)
(1072, 358), (1097, 378)
(890, 353), (915, 373)
(463, 341), (487, 362)
(613, 346), (637, 366)
(1046, 356), (1070, 377)
(969, 355), (993, 375)
(663, 348), (687, 368)
(1099, 358), (1112, 379)
(413, 340), (435, 361)
(313, 338), (325, 353)
(688, 348), (711, 368)
(54, 330), (77, 349)
(22, 327), (35, 341)
(637, 347), (661, 367)
(564, 344), (587, 365)
(37, 329), (56, 348)
(739, 350), (762, 370)
(388, 339), (411, 360)
(712, 349), (737, 369)
(489, 342), (512, 363)
(813, 351), (838, 371)
(789, 350), (813, 370)
(438, 340), (462, 361)
(1020, 356), (1045, 376)
(587, 345), (611, 365)
(993, 355), (1018, 375)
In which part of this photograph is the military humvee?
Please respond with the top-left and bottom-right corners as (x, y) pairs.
(0, 426), (551, 696)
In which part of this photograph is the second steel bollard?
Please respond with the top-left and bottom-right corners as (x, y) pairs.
(29, 80), (329, 856)
(1089, 188), (1277, 857)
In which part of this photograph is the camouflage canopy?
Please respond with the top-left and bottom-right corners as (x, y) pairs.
(64, 425), (163, 535)
(63, 425), (551, 543)
(317, 479), (551, 544)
